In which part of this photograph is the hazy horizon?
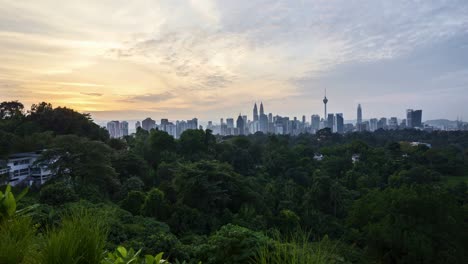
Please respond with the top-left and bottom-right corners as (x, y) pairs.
(1, 0), (468, 121)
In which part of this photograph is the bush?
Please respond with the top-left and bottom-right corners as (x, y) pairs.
(254, 233), (344, 264)
(38, 210), (108, 264)
(0, 217), (37, 263)
(120, 191), (146, 215)
(197, 224), (270, 264)
(40, 181), (78, 205)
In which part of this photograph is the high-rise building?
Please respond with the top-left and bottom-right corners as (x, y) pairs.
(135, 121), (141, 131)
(336, 113), (344, 134)
(311, 115), (320, 131)
(259, 102), (268, 133)
(236, 114), (245, 135)
(302, 115), (306, 125)
(142, 117), (155, 131)
(106, 121), (120, 138)
(377, 118), (387, 130)
(187, 118), (198, 130)
(253, 103), (259, 122)
(357, 104), (362, 124)
(120, 121), (129, 137)
(406, 109), (413, 128)
(406, 109), (422, 128)
(413, 110), (422, 128)
(369, 118), (378, 132)
(327, 113), (335, 131)
(389, 117), (398, 130)
(226, 118), (234, 129)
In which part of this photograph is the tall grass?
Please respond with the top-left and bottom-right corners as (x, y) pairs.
(37, 209), (108, 264)
(253, 232), (341, 264)
(0, 217), (37, 264)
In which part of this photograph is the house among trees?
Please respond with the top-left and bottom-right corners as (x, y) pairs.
(0, 150), (53, 186)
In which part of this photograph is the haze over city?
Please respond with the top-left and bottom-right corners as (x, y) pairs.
(1, 0), (468, 121)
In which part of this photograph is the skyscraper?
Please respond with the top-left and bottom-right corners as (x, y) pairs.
(413, 110), (422, 128)
(226, 118), (234, 128)
(311, 115), (320, 131)
(106, 121), (120, 138)
(120, 121), (129, 137)
(336, 113), (344, 134)
(253, 103), (259, 122)
(357, 104), (363, 131)
(142, 117), (155, 131)
(327, 113), (335, 131)
(406, 109), (413, 128)
(135, 121), (141, 131)
(357, 104), (362, 124)
(406, 109), (422, 128)
(236, 114), (245, 135)
(369, 118), (378, 132)
(259, 103), (269, 133)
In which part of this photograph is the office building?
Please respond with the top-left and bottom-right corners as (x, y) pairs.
(336, 113), (344, 133)
(142, 117), (156, 131)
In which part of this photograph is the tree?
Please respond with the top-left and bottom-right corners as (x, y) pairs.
(120, 191), (146, 215)
(347, 186), (467, 263)
(0, 101), (24, 119)
(142, 188), (169, 221)
(197, 224), (269, 264)
(179, 129), (216, 160)
(38, 135), (120, 197)
(39, 181), (78, 205)
(172, 161), (255, 215)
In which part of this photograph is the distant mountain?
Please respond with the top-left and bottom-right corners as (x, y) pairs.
(424, 119), (466, 127)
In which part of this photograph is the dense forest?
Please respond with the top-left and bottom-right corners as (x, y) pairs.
(1, 100), (467, 264)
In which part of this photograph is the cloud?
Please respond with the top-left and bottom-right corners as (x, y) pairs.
(1, 0), (468, 120)
(124, 92), (175, 103)
(80, 92), (103, 97)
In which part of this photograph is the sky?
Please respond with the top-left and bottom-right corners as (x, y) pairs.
(1, 0), (468, 123)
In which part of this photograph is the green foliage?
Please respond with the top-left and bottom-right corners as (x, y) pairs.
(197, 224), (269, 264)
(142, 188), (169, 220)
(120, 191), (146, 215)
(102, 246), (166, 264)
(0, 185), (28, 221)
(39, 135), (120, 197)
(2, 101), (468, 263)
(38, 210), (108, 264)
(348, 186), (468, 263)
(0, 216), (37, 263)
(254, 234), (346, 264)
(40, 181), (79, 205)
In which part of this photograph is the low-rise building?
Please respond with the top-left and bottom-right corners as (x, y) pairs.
(0, 150), (53, 186)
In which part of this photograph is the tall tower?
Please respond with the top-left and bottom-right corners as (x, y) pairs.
(260, 102), (264, 116)
(253, 103), (259, 122)
(357, 104), (362, 124)
(323, 89), (328, 119)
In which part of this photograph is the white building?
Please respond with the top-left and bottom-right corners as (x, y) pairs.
(0, 151), (53, 186)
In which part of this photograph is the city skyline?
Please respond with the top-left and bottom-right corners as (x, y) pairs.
(1, 1), (468, 121)
(104, 99), (440, 138)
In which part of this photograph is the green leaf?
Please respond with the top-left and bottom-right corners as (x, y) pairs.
(145, 255), (154, 264)
(153, 252), (164, 263)
(117, 246), (127, 258)
(16, 187), (29, 201)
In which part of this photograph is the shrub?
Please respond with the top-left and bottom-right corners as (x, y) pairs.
(0, 217), (37, 263)
(39, 181), (78, 205)
(38, 210), (108, 264)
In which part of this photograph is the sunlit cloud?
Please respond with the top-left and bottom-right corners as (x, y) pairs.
(0, 0), (467, 121)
